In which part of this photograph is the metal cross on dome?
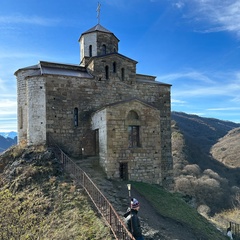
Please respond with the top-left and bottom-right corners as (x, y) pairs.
(96, 2), (101, 24)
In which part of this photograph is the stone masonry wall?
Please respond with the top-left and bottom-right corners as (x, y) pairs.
(105, 100), (162, 184)
(96, 32), (118, 55)
(87, 55), (136, 83)
(16, 69), (39, 146)
(26, 76), (46, 145)
(44, 74), (170, 158)
(80, 32), (97, 62)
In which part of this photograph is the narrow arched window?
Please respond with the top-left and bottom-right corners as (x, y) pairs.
(105, 65), (109, 79)
(102, 44), (106, 55)
(121, 68), (125, 81)
(128, 126), (140, 148)
(113, 62), (116, 73)
(89, 45), (92, 57)
(127, 110), (140, 148)
(74, 107), (78, 127)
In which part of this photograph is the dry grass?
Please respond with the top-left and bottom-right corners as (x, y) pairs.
(0, 145), (113, 240)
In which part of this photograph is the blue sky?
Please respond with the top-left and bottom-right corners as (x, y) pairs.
(1, 0), (240, 132)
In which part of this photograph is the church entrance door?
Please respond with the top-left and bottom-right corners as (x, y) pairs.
(119, 162), (128, 180)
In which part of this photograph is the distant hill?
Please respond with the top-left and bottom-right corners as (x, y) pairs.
(0, 135), (17, 153)
(171, 111), (240, 170)
(211, 127), (240, 168)
(171, 111), (240, 213)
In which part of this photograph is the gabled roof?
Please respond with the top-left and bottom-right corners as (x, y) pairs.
(94, 98), (159, 114)
(80, 24), (119, 41)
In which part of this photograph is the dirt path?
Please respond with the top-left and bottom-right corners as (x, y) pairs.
(75, 157), (207, 240)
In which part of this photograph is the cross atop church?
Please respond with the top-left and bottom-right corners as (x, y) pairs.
(96, 2), (101, 24)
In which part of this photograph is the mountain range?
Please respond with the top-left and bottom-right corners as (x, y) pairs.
(0, 131), (17, 139)
(0, 132), (17, 153)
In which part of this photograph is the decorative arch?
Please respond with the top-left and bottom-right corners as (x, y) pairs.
(127, 110), (140, 148)
(127, 110), (139, 120)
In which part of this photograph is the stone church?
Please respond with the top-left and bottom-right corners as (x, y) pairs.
(15, 23), (173, 187)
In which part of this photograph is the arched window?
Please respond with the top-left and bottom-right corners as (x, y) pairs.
(89, 45), (92, 57)
(127, 110), (140, 148)
(113, 62), (116, 73)
(74, 107), (78, 127)
(102, 44), (107, 55)
(121, 68), (125, 81)
(105, 65), (109, 79)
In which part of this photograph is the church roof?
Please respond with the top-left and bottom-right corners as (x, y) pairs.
(80, 24), (119, 41)
(15, 61), (93, 79)
(83, 24), (112, 34)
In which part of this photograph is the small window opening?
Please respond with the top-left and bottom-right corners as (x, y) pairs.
(119, 163), (128, 180)
(121, 68), (125, 81)
(89, 45), (92, 57)
(74, 107), (78, 127)
(105, 65), (109, 79)
(102, 44), (106, 55)
(113, 62), (116, 73)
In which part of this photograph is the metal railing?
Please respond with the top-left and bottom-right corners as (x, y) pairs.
(49, 138), (134, 240)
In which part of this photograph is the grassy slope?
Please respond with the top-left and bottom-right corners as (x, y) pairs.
(0, 145), (113, 240)
(132, 182), (227, 240)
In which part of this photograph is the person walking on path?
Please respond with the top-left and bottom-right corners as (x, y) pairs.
(124, 198), (144, 240)
(227, 227), (233, 239)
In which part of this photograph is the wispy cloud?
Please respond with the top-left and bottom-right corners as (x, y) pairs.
(173, 1), (185, 9)
(173, 0), (240, 37)
(0, 14), (61, 27)
(172, 99), (186, 104)
(0, 99), (17, 115)
(159, 70), (240, 114)
(157, 71), (215, 84)
(207, 107), (240, 111)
